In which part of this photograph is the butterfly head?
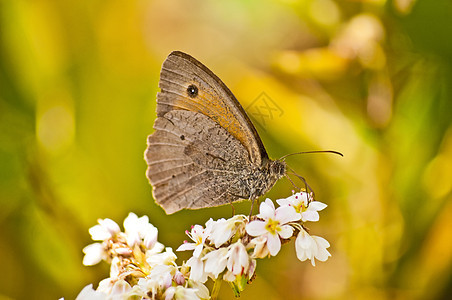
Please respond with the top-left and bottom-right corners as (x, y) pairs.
(269, 159), (286, 179)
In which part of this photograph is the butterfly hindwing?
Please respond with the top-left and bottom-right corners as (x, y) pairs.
(145, 110), (251, 213)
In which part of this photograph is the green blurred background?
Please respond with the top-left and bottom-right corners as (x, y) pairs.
(1, 0), (452, 299)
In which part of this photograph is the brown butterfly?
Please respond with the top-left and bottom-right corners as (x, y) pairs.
(145, 51), (339, 214)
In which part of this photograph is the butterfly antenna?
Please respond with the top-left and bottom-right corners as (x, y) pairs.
(279, 150), (343, 161)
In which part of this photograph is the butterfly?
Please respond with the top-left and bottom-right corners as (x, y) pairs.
(144, 51), (340, 214)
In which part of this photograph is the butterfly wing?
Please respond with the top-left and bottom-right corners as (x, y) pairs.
(156, 51), (268, 165)
(145, 109), (252, 214)
(146, 51), (271, 214)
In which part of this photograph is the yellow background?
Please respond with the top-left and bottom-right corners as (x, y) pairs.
(1, 0), (452, 299)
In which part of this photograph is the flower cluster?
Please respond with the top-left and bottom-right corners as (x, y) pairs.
(77, 213), (208, 299)
(75, 191), (331, 299)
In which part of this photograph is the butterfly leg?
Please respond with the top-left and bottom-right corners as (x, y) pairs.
(248, 197), (255, 219)
(230, 202), (236, 217)
(286, 166), (316, 203)
(292, 173), (315, 203)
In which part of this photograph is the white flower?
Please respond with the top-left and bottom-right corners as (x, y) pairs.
(147, 247), (177, 267)
(164, 286), (200, 300)
(203, 248), (228, 278)
(89, 218), (120, 241)
(82, 243), (105, 266)
(246, 199), (300, 256)
(248, 235), (270, 259)
(149, 264), (175, 288)
(75, 284), (105, 300)
(277, 192), (327, 222)
(109, 257), (121, 278)
(208, 215), (246, 247)
(135, 277), (159, 298)
(247, 259), (257, 280)
(123, 212), (158, 248)
(186, 256), (208, 283)
(145, 241), (165, 257)
(295, 228), (331, 266)
(227, 242), (249, 276)
(187, 280), (210, 300)
(177, 225), (208, 258)
(95, 278), (133, 298)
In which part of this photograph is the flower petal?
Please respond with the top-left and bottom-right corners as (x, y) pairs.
(309, 201), (327, 211)
(82, 243), (104, 266)
(187, 256), (207, 283)
(266, 233), (281, 256)
(245, 220), (267, 236)
(276, 206), (301, 224)
(258, 199), (275, 219)
(301, 210), (319, 222)
(278, 225), (294, 239)
(193, 243), (203, 258)
(276, 197), (292, 207)
(176, 242), (196, 252)
(312, 236), (331, 262)
(204, 248), (228, 277)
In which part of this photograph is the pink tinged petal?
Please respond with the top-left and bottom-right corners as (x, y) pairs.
(248, 259), (257, 280)
(227, 242), (249, 275)
(278, 225), (294, 239)
(258, 199), (276, 219)
(238, 245), (249, 271)
(245, 220), (267, 236)
(309, 201), (327, 211)
(266, 233), (282, 256)
(82, 243), (104, 266)
(176, 242), (197, 252)
(174, 271), (185, 285)
(276, 206), (301, 224)
(301, 210), (319, 222)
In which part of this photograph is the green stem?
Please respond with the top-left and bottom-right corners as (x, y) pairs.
(211, 277), (222, 300)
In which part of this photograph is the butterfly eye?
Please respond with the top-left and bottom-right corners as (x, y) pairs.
(187, 84), (198, 98)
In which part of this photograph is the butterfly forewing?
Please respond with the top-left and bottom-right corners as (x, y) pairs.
(157, 51), (268, 165)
